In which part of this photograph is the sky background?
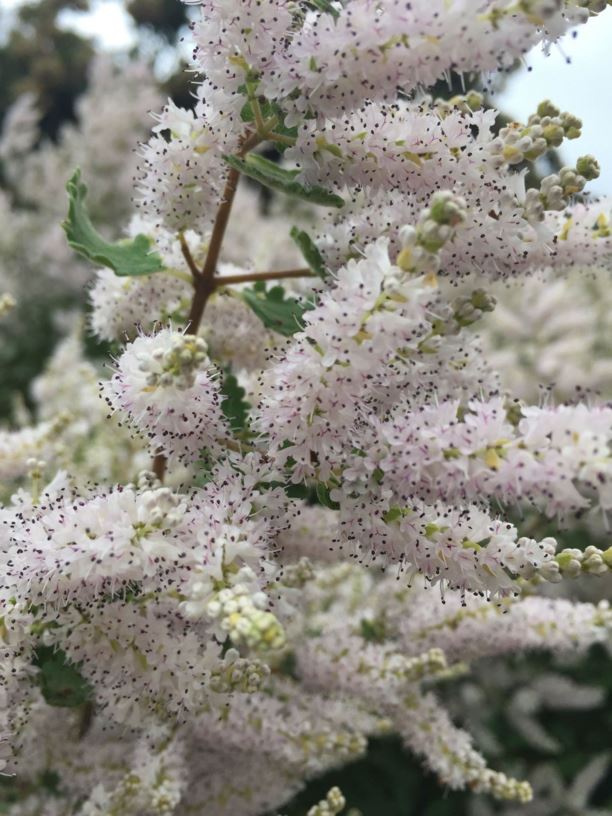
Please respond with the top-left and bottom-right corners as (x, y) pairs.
(2, 0), (612, 194)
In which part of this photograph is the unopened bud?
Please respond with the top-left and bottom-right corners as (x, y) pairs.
(576, 154), (600, 181)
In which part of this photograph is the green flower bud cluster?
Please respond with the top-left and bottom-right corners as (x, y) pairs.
(280, 556), (315, 588)
(401, 647), (448, 681)
(210, 649), (271, 693)
(26, 457), (46, 480)
(150, 780), (182, 815)
(576, 0), (612, 14)
(528, 100), (582, 142)
(524, 156), (600, 222)
(206, 585), (286, 651)
(428, 288), (496, 343)
(436, 90), (484, 117)
(491, 102), (582, 167)
(428, 190), (468, 229)
(303, 730), (366, 763)
(397, 191), (467, 275)
(474, 770), (533, 803)
(453, 288), (497, 328)
(539, 544), (612, 582)
(576, 154), (601, 180)
(75, 763), (181, 815)
(139, 335), (209, 390)
(307, 787), (347, 816)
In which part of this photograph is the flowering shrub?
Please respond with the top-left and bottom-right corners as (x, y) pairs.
(1, 1), (612, 814)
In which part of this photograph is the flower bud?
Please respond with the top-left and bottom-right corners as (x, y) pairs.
(576, 154), (600, 181)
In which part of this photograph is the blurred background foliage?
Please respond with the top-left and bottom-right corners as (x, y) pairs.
(0, 0), (191, 141)
(0, 0), (93, 139)
(0, 0), (193, 420)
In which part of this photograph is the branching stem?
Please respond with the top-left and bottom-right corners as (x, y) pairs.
(153, 130), (263, 481)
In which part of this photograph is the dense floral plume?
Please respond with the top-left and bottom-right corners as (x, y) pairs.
(2, 0), (612, 814)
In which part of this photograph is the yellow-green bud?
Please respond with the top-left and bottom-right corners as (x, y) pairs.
(576, 154), (600, 181)
(465, 90), (484, 111)
(561, 112), (582, 139)
(537, 99), (561, 118)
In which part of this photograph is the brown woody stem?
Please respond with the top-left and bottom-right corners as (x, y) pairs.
(179, 232), (200, 280)
(215, 267), (312, 287)
(153, 130), (263, 482)
(152, 452), (167, 481)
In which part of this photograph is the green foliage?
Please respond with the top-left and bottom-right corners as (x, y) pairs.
(285, 483), (318, 502)
(0, 0), (93, 140)
(315, 482), (340, 510)
(290, 226), (328, 279)
(220, 367), (251, 433)
(127, 0), (189, 40)
(0, 769), (61, 811)
(63, 169), (165, 277)
(240, 95), (282, 125)
(33, 645), (93, 708)
(193, 456), (215, 488)
(241, 281), (313, 337)
(486, 648), (612, 796)
(0, 293), (70, 421)
(239, 95), (298, 147)
(360, 618), (386, 643)
(303, 0), (341, 18)
(278, 737), (470, 816)
(224, 154), (345, 208)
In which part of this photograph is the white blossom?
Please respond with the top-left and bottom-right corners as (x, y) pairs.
(103, 328), (229, 462)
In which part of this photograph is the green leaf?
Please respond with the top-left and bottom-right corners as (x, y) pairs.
(63, 169), (165, 277)
(194, 453), (215, 487)
(220, 367), (251, 433)
(240, 95), (281, 124)
(34, 646), (93, 708)
(315, 482), (340, 510)
(305, 0), (340, 18)
(360, 618), (386, 643)
(224, 154), (344, 208)
(241, 281), (314, 337)
(237, 84), (297, 147)
(290, 226), (328, 279)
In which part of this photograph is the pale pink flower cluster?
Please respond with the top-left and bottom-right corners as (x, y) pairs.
(368, 398), (612, 516)
(136, 95), (240, 236)
(4, 0), (612, 814)
(103, 328), (229, 462)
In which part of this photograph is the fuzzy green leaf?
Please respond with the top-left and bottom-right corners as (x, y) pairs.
(315, 483), (340, 510)
(305, 0), (340, 18)
(224, 154), (344, 208)
(34, 646), (93, 708)
(220, 368), (251, 432)
(290, 226), (328, 279)
(63, 169), (165, 276)
(241, 281), (313, 337)
(240, 95), (282, 124)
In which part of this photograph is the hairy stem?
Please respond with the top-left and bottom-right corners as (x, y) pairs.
(267, 130), (296, 147)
